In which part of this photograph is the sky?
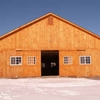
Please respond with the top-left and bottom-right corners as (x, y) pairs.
(0, 0), (100, 36)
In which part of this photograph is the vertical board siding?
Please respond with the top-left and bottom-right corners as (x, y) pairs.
(0, 50), (41, 78)
(0, 15), (100, 78)
(0, 52), (3, 77)
(59, 49), (100, 77)
(0, 16), (100, 50)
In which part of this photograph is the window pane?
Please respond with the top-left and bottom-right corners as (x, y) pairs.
(80, 56), (91, 64)
(64, 57), (68, 64)
(86, 56), (90, 64)
(16, 57), (22, 64)
(10, 56), (22, 65)
(11, 57), (15, 64)
(80, 57), (85, 64)
(27, 56), (36, 65)
(68, 57), (72, 64)
(64, 56), (72, 64)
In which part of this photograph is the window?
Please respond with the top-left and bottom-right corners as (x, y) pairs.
(64, 56), (72, 64)
(10, 56), (22, 66)
(27, 56), (36, 65)
(80, 56), (91, 65)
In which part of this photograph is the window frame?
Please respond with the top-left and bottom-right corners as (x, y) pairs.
(79, 56), (91, 65)
(64, 56), (72, 65)
(10, 56), (22, 66)
(27, 56), (36, 65)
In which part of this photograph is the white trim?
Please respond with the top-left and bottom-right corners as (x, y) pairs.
(10, 56), (22, 66)
(79, 56), (91, 65)
(64, 56), (72, 65)
(27, 56), (36, 65)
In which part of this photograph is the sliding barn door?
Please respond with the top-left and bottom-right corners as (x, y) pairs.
(23, 50), (41, 77)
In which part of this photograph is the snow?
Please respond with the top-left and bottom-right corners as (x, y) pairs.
(0, 77), (100, 100)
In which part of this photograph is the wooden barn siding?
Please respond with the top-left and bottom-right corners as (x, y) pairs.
(0, 16), (100, 51)
(0, 52), (3, 77)
(0, 16), (100, 77)
(0, 50), (41, 78)
(59, 49), (100, 77)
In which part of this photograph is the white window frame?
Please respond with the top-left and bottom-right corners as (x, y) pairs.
(10, 56), (22, 66)
(79, 56), (91, 65)
(27, 56), (36, 65)
(64, 56), (72, 65)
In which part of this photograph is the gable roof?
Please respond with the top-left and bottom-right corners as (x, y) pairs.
(0, 12), (100, 40)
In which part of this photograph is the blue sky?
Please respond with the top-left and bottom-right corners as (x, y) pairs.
(0, 0), (100, 36)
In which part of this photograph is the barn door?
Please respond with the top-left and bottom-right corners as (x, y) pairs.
(41, 51), (59, 76)
(6, 50), (23, 78)
(23, 51), (41, 77)
(59, 51), (77, 77)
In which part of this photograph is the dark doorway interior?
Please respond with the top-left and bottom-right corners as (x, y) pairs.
(41, 51), (59, 76)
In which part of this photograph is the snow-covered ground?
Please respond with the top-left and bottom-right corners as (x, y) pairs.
(0, 77), (100, 100)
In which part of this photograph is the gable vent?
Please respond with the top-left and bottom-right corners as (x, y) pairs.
(48, 16), (53, 25)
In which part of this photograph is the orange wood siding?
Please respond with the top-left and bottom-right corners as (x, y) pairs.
(0, 13), (100, 78)
(59, 49), (100, 77)
(0, 16), (100, 51)
(0, 50), (41, 78)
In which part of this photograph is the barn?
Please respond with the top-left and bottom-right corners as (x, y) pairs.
(0, 13), (100, 78)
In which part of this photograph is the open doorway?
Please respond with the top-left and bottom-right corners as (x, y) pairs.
(41, 50), (59, 76)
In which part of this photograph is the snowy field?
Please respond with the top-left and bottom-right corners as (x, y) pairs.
(0, 77), (100, 100)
